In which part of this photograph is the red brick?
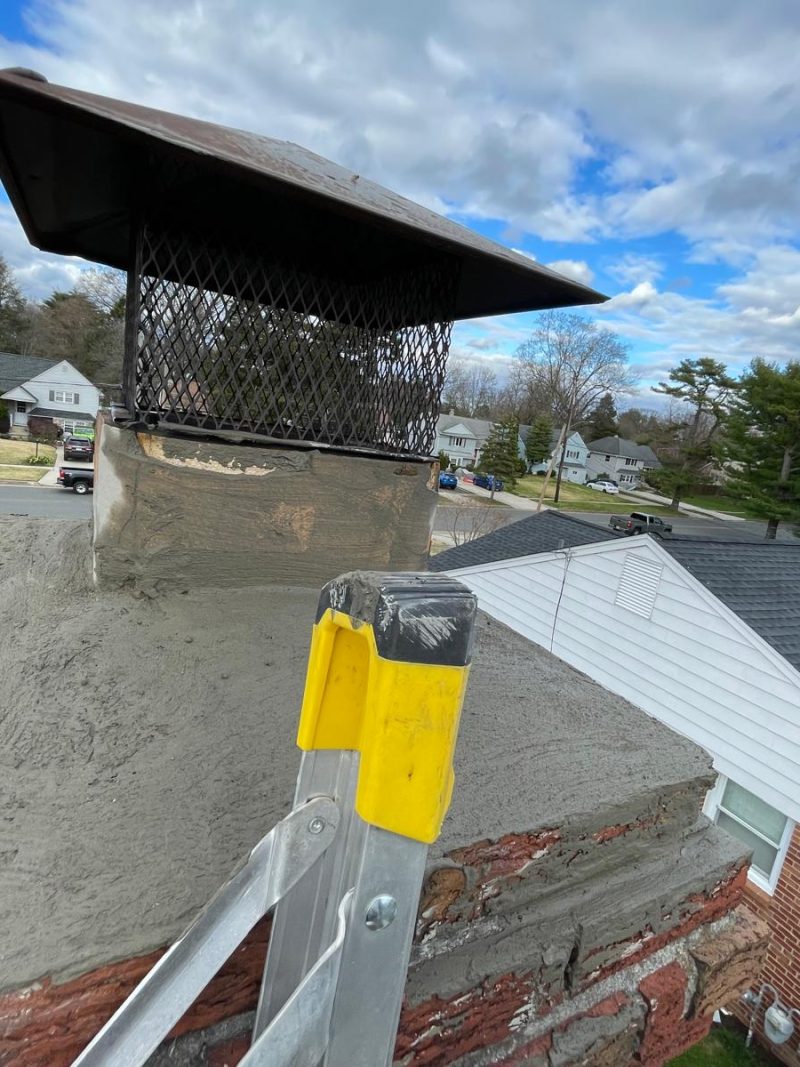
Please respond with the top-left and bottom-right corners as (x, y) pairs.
(0, 918), (270, 1067)
(636, 962), (713, 1066)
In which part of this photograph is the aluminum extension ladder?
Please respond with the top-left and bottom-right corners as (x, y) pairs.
(72, 572), (477, 1067)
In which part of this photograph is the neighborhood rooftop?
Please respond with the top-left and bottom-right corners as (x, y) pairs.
(588, 434), (661, 466)
(0, 352), (57, 392)
(429, 511), (619, 572)
(661, 538), (800, 672)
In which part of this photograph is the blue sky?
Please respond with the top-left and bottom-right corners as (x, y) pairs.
(1, 0), (799, 409)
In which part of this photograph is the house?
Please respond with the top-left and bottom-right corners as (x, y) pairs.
(523, 427), (590, 483)
(435, 522), (800, 1048)
(586, 434), (661, 488)
(435, 413), (526, 468)
(0, 352), (100, 437)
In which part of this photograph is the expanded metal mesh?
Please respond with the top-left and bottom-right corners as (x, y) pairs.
(125, 222), (457, 457)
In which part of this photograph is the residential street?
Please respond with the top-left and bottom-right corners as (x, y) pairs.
(0, 485), (92, 519)
(434, 496), (799, 542)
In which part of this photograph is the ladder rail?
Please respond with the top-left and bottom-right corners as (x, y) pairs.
(241, 889), (353, 1067)
(71, 796), (338, 1067)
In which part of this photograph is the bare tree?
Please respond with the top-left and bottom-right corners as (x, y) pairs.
(441, 359), (498, 416)
(443, 505), (506, 546)
(514, 311), (635, 424)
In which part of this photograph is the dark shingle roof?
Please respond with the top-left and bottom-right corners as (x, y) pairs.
(661, 540), (800, 671)
(0, 352), (58, 393)
(587, 435), (644, 459)
(429, 511), (619, 572)
(29, 405), (96, 420)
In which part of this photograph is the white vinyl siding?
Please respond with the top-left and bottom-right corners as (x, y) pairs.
(448, 539), (800, 829)
(21, 360), (100, 419)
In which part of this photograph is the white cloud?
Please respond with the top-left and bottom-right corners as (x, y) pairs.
(545, 259), (595, 286)
(606, 253), (664, 287)
(0, 0), (799, 385)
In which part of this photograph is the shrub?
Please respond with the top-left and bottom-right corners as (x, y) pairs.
(27, 454), (53, 466)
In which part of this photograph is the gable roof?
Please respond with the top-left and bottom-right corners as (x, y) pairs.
(635, 443), (661, 467)
(0, 352), (57, 393)
(429, 510), (619, 572)
(438, 420), (476, 440)
(659, 539), (800, 672)
(437, 414), (494, 442)
(587, 435), (648, 459)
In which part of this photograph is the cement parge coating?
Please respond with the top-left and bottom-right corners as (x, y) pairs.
(0, 519), (742, 992)
(91, 422), (438, 591)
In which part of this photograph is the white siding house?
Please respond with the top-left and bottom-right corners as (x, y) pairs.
(444, 535), (800, 895)
(0, 353), (100, 435)
(527, 429), (589, 484)
(586, 436), (661, 488)
(435, 414), (527, 469)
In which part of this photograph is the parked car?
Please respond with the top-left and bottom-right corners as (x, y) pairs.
(63, 435), (94, 462)
(439, 471), (458, 490)
(57, 466), (94, 494)
(587, 479), (619, 494)
(609, 512), (673, 535)
(473, 473), (504, 491)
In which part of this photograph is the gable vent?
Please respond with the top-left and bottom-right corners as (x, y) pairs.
(614, 553), (663, 619)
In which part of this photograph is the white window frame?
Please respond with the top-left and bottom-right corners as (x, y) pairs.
(704, 774), (794, 894)
(54, 390), (79, 404)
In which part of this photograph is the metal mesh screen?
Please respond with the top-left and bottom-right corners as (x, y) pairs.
(125, 222), (458, 457)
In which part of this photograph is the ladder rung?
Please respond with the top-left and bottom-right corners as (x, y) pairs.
(71, 797), (339, 1067)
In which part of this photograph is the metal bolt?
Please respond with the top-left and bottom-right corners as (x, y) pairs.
(365, 895), (397, 931)
(308, 816), (326, 835)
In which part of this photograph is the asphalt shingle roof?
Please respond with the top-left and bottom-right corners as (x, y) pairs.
(587, 435), (644, 459)
(0, 352), (57, 393)
(429, 510), (619, 572)
(661, 539), (800, 672)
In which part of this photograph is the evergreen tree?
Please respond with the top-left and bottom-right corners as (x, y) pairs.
(478, 416), (520, 487)
(652, 357), (738, 508)
(525, 415), (553, 468)
(721, 359), (800, 539)
(586, 392), (619, 439)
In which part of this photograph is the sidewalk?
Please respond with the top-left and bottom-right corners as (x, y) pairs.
(38, 444), (64, 486)
(457, 479), (543, 511)
(629, 489), (745, 522)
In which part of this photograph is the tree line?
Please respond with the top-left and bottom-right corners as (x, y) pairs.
(0, 255), (125, 386)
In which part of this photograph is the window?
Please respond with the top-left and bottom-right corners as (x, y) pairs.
(49, 390), (80, 404)
(605, 454), (611, 461)
(447, 435), (466, 448)
(705, 776), (792, 893)
(16, 402), (29, 413)
(625, 457), (638, 466)
(566, 449), (579, 459)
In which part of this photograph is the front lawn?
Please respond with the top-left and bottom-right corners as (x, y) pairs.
(0, 466), (48, 483)
(0, 439), (56, 465)
(512, 475), (670, 514)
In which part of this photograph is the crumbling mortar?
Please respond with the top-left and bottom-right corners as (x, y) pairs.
(493, 910), (738, 1057)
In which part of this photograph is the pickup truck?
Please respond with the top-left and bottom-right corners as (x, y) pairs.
(57, 466), (94, 494)
(609, 512), (672, 535)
